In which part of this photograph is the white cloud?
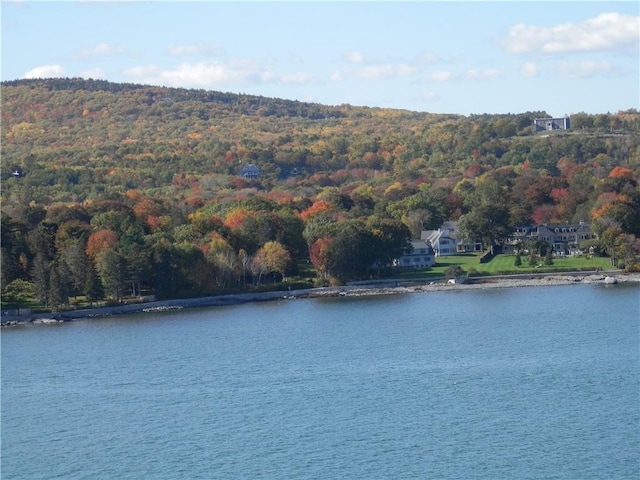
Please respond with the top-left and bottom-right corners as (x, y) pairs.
(520, 62), (539, 78)
(279, 72), (313, 85)
(75, 43), (125, 59)
(23, 65), (65, 78)
(465, 69), (504, 80)
(123, 61), (313, 88)
(555, 60), (615, 78)
(330, 70), (344, 82)
(342, 50), (445, 82)
(123, 64), (162, 79)
(429, 70), (453, 82)
(343, 51), (368, 64)
(351, 64), (416, 80)
(500, 12), (640, 55)
(135, 62), (254, 86)
(166, 43), (223, 57)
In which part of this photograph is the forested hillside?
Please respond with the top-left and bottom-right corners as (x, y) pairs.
(2, 78), (639, 308)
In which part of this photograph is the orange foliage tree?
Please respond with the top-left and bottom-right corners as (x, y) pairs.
(299, 200), (333, 222)
(224, 208), (253, 229)
(309, 237), (333, 279)
(85, 229), (118, 259)
(608, 166), (634, 178)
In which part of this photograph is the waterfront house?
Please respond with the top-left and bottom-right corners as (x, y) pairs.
(394, 240), (436, 268)
(506, 222), (596, 255)
(421, 221), (483, 256)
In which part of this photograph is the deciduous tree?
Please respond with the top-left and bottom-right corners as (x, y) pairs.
(2, 279), (35, 314)
(325, 220), (376, 282)
(86, 229), (118, 259)
(258, 241), (291, 281)
(457, 203), (512, 253)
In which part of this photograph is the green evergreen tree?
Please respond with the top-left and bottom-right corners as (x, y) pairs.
(95, 248), (126, 301)
(49, 260), (71, 311)
(544, 251), (554, 266)
(84, 266), (104, 305)
(31, 254), (51, 308)
(61, 239), (91, 298)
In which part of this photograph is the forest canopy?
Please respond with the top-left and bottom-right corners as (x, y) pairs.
(1, 78), (639, 306)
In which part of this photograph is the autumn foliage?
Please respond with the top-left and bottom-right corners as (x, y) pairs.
(1, 78), (639, 304)
(85, 229), (118, 259)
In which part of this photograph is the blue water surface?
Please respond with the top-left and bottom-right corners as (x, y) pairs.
(2, 284), (639, 479)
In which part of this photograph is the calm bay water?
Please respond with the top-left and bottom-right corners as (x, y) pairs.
(2, 284), (639, 479)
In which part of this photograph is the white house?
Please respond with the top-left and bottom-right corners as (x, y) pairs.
(421, 221), (482, 256)
(394, 240), (436, 268)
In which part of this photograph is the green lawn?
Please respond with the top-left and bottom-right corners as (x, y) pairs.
(395, 254), (478, 279)
(396, 253), (613, 279)
(479, 253), (610, 274)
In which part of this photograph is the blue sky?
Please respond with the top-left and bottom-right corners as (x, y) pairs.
(2, 1), (638, 115)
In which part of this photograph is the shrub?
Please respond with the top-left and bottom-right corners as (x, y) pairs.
(444, 265), (466, 278)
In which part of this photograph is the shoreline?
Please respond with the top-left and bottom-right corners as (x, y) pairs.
(3, 271), (639, 327)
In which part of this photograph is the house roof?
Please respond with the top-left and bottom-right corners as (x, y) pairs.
(239, 164), (260, 176)
(406, 240), (435, 255)
(422, 227), (456, 244)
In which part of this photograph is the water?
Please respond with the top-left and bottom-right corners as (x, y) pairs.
(2, 284), (639, 479)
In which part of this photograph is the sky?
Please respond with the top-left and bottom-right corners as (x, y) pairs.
(2, 1), (639, 116)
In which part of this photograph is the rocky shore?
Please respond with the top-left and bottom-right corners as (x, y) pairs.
(3, 271), (639, 327)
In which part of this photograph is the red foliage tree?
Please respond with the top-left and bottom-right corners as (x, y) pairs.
(309, 237), (333, 277)
(531, 205), (559, 225)
(86, 229), (118, 259)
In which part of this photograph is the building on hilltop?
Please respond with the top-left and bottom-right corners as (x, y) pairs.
(532, 117), (570, 132)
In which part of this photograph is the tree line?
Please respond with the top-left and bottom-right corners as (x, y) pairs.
(1, 193), (414, 310)
(1, 79), (639, 310)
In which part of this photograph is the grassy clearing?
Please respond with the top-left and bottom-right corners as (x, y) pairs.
(396, 253), (612, 279)
(478, 253), (610, 274)
(394, 254), (474, 279)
